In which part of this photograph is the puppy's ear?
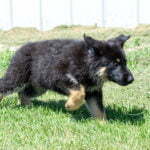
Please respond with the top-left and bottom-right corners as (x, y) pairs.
(116, 34), (131, 47)
(84, 34), (104, 55)
(83, 34), (96, 48)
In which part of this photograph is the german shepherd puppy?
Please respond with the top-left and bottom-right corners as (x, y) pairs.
(0, 34), (134, 120)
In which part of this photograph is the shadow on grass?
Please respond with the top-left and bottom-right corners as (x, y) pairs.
(106, 105), (146, 125)
(32, 100), (91, 122)
(30, 99), (146, 125)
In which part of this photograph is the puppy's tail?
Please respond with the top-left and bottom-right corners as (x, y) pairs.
(0, 45), (32, 101)
(0, 77), (16, 101)
(0, 77), (19, 95)
(0, 63), (30, 98)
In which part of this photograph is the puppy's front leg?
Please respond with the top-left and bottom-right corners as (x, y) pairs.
(64, 73), (85, 111)
(85, 90), (107, 120)
(65, 85), (85, 111)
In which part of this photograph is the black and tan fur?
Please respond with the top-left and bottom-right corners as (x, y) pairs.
(0, 34), (134, 120)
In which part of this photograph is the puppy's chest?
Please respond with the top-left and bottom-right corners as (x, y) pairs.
(82, 77), (103, 92)
(85, 84), (103, 92)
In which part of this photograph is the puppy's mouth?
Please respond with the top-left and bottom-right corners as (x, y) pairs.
(110, 78), (134, 86)
(115, 81), (131, 86)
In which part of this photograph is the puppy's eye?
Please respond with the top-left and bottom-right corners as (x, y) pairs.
(114, 62), (119, 67)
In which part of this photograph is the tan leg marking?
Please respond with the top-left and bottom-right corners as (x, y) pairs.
(65, 85), (85, 111)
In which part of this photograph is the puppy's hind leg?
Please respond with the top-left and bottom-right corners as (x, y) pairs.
(18, 84), (46, 106)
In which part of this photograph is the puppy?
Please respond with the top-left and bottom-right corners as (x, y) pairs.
(0, 34), (134, 120)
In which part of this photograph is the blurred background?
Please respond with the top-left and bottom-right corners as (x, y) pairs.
(0, 0), (150, 52)
(0, 0), (149, 30)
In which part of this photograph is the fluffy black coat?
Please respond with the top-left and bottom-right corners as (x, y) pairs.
(0, 34), (134, 119)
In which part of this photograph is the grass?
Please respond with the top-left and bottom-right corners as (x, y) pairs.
(0, 26), (150, 150)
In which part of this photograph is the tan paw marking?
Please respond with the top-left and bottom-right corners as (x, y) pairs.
(65, 85), (85, 111)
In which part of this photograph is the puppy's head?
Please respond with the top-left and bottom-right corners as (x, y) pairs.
(84, 34), (134, 86)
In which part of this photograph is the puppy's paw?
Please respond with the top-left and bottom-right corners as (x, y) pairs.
(65, 100), (83, 111)
(92, 112), (107, 121)
(66, 85), (85, 111)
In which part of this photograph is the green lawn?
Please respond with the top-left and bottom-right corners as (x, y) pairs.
(0, 26), (150, 150)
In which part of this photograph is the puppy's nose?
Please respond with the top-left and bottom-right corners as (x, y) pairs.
(127, 75), (134, 83)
